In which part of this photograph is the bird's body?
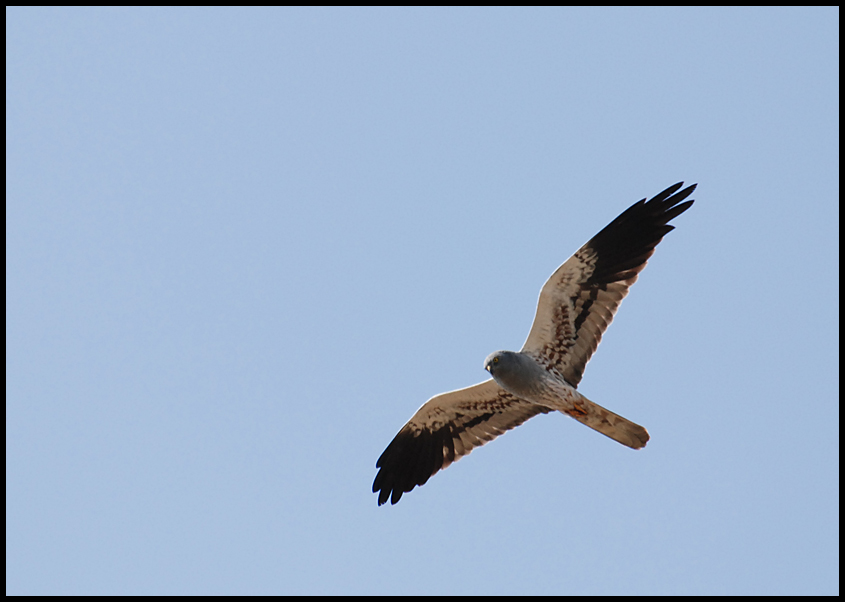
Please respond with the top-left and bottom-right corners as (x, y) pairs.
(484, 350), (649, 450)
(373, 182), (696, 505)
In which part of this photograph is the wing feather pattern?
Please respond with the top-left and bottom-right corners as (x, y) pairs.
(521, 182), (695, 387)
(373, 379), (549, 505)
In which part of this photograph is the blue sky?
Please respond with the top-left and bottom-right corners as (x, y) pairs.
(6, 7), (838, 595)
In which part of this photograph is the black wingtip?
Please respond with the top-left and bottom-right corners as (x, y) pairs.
(584, 181), (696, 284)
(373, 425), (442, 507)
(647, 181), (696, 208)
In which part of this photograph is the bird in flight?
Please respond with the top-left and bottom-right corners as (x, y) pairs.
(373, 182), (696, 505)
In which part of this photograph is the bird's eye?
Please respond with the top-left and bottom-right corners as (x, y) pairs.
(493, 357), (499, 363)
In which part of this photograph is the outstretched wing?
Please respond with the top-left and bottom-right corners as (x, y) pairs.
(373, 379), (550, 505)
(521, 182), (695, 387)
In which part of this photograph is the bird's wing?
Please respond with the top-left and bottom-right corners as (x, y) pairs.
(521, 182), (695, 387)
(373, 379), (550, 505)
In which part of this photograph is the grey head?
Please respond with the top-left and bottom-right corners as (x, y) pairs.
(484, 350), (549, 400)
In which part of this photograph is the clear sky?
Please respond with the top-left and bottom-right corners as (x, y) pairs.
(6, 7), (839, 595)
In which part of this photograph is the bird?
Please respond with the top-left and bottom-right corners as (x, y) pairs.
(373, 182), (696, 505)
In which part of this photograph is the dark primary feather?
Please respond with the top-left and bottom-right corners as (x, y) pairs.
(585, 182), (695, 285)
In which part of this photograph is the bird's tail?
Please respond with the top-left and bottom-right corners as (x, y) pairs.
(566, 394), (649, 449)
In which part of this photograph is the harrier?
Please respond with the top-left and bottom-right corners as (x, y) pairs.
(373, 182), (696, 505)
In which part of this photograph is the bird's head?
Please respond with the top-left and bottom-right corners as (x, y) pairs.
(484, 350), (545, 399)
(484, 350), (522, 376)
